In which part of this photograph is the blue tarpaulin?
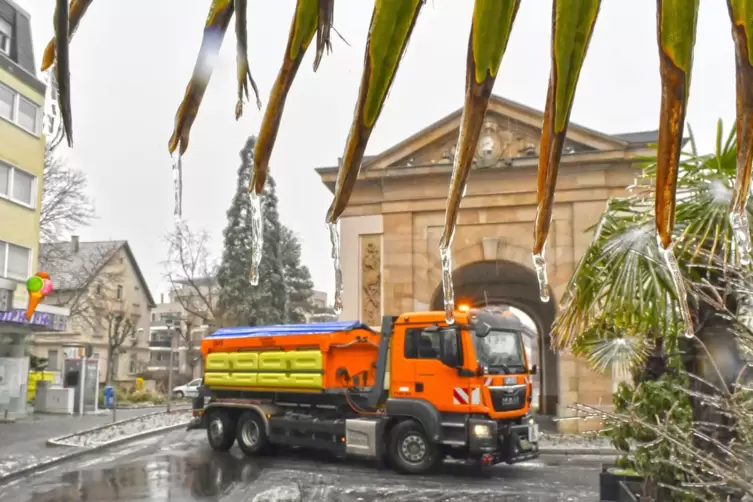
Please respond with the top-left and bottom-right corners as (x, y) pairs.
(206, 320), (374, 339)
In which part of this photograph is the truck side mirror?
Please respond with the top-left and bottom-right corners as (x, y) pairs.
(530, 364), (538, 376)
(439, 328), (461, 368)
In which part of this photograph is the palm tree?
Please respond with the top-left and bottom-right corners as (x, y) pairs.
(552, 121), (753, 499)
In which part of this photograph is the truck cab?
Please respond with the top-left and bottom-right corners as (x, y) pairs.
(189, 308), (539, 474)
(383, 309), (538, 464)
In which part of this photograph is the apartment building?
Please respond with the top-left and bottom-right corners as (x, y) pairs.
(148, 303), (209, 379)
(0, 0), (69, 419)
(31, 237), (155, 384)
(147, 278), (218, 379)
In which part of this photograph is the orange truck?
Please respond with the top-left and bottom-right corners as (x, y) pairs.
(189, 308), (540, 474)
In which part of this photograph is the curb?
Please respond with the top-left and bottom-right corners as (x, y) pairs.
(46, 408), (191, 447)
(538, 447), (617, 456)
(115, 404), (189, 410)
(0, 413), (192, 486)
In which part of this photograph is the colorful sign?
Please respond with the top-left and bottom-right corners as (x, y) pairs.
(0, 309), (67, 331)
(26, 272), (54, 320)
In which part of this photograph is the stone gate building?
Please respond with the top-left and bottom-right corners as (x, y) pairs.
(316, 95), (655, 431)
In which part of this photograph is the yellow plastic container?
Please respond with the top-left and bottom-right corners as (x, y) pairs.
(27, 371), (56, 402)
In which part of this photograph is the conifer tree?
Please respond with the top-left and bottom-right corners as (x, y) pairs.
(217, 137), (287, 325)
(280, 225), (315, 323)
(216, 136), (257, 325)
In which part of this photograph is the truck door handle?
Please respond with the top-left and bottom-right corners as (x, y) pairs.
(415, 382), (424, 392)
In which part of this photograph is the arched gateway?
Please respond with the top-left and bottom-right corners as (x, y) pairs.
(316, 95), (655, 431)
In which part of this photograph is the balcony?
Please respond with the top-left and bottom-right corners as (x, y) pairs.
(149, 339), (172, 348)
(147, 362), (180, 372)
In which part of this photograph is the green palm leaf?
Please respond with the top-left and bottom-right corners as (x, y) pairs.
(553, 120), (750, 373)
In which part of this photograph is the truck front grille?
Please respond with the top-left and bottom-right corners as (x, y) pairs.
(489, 387), (526, 412)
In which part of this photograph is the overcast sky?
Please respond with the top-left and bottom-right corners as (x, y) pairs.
(18, 0), (737, 304)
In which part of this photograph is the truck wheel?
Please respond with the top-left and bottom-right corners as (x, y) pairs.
(388, 420), (441, 475)
(206, 410), (236, 452)
(235, 411), (268, 456)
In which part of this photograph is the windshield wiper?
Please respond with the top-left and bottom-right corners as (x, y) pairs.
(488, 363), (511, 374)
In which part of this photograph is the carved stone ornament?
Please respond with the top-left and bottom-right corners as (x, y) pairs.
(440, 118), (539, 167)
(360, 235), (382, 326)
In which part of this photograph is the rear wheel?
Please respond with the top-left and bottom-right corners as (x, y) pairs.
(206, 409), (236, 452)
(235, 411), (268, 456)
(388, 419), (442, 474)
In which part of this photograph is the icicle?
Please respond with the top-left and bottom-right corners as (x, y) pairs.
(171, 151), (183, 222)
(532, 252), (550, 302)
(328, 222), (343, 315)
(730, 211), (752, 266)
(439, 244), (455, 325)
(248, 191), (263, 286)
(658, 237), (694, 338)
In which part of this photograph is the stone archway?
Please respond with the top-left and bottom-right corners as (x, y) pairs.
(428, 260), (559, 415)
(318, 94), (656, 430)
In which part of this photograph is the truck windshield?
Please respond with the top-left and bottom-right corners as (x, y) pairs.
(471, 329), (526, 373)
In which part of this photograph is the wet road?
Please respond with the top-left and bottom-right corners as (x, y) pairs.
(0, 430), (605, 501)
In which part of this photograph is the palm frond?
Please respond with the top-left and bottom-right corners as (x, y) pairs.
(570, 326), (653, 375)
(554, 121), (751, 373)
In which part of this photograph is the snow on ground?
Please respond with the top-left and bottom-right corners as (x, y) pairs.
(52, 410), (193, 448)
(538, 432), (614, 452)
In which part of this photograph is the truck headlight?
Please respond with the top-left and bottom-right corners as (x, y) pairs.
(473, 424), (491, 438)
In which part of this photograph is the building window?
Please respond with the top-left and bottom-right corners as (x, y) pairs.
(47, 349), (59, 371)
(0, 18), (10, 56)
(129, 353), (138, 374)
(0, 85), (12, 120)
(11, 167), (33, 205)
(116, 285), (123, 300)
(0, 160), (37, 208)
(17, 97), (38, 133)
(0, 82), (41, 135)
(0, 240), (31, 281)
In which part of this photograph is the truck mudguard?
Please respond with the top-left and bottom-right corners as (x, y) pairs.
(385, 398), (443, 442)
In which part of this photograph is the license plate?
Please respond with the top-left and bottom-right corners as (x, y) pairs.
(501, 396), (517, 406)
(528, 423), (539, 442)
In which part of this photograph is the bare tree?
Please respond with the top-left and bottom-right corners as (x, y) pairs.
(40, 241), (143, 382)
(163, 223), (223, 375)
(105, 313), (137, 383)
(40, 146), (95, 253)
(41, 242), (121, 330)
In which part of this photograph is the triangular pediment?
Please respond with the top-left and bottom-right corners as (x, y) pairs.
(364, 95), (635, 171)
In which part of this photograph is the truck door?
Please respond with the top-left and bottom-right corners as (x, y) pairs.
(404, 327), (471, 413)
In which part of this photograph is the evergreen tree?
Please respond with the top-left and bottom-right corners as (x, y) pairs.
(280, 225), (315, 323)
(255, 175), (287, 325)
(217, 136), (287, 326)
(217, 136), (257, 324)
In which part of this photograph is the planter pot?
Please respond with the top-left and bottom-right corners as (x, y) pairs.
(618, 480), (644, 501)
(600, 464), (645, 502)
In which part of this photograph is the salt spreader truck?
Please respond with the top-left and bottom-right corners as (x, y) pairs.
(188, 309), (540, 474)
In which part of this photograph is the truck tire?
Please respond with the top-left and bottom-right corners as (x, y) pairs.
(387, 419), (442, 475)
(235, 411), (268, 456)
(206, 409), (236, 452)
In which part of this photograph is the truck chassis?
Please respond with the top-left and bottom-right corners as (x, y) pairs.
(188, 390), (540, 474)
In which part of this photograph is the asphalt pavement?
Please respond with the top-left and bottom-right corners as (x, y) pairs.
(0, 406), (190, 479)
(0, 428), (608, 501)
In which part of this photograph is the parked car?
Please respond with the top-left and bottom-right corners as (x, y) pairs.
(172, 378), (202, 399)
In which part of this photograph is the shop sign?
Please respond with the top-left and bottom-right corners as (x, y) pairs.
(0, 309), (68, 331)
